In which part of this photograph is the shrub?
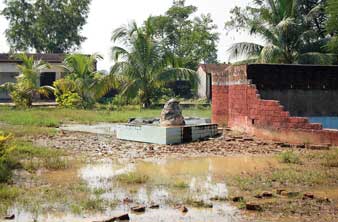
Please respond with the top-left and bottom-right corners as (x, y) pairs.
(111, 94), (128, 109)
(278, 150), (301, 164)
(10, 90), (32, 108)
(54, 79), (83, 108)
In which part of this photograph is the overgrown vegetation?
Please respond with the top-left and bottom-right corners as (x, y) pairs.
(115, 172), (150, 184)
(278, 150), (301, 164)
(0, 54), (54, 108)
(321, 148), (338, 167)
(0, 107), (211, 127)
(0, 130), (69, 182)
(110, 21), (198, 107)
(56, 54), (120, 109)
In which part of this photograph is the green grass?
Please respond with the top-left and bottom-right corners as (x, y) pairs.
(172, 180), (189, 189)
(0, 107), (211, 127)
(321, 148), (338, 167)
(277, 150), (301, 164)
(6, 140), (69, 171)
(115, 172), (150, 184)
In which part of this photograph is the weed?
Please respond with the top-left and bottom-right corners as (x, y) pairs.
(93, 188), (106, 196)
(115, 172), (149, 184)
(278, 150), (301, 164)
(4, 141), (69, 171)
(321, 148), (338, 167)
(233, 176), (255, 191)
(80, 198), (106, 212)
(172, 180), (189, 189)
(0, 185), (21, 201)
(183, 197), (213, 208)
(271, 169), (327, 185)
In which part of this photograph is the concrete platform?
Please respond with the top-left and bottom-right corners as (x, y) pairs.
(116, 124), (218, 145)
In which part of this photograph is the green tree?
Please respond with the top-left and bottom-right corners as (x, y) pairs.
(148, 0), (219, 68)
(58, 54), (118, 108)
(326, 0), (338, 53)
(225, 0), (335, 64)
(0, 54), (54, 108)
(2, 0), (91, 53)
(111, 21), (197, 108)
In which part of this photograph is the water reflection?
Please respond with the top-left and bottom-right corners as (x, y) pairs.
(5, 156), (277, 222)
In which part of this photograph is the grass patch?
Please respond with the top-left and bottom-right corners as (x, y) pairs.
(6, 141), (69, 171)
(0, 185), (21, 201)
(321, 148), (338, 167)
(0, 107), (211, 127)
(0, 124), (56, 137)
(183, 197), (213, 208)
(172, 180), (189, 189)
(115, 172), (149, 184)
(271, 168), (327, 185)
(278, 150), (301, 164)
(0, 185), (21, 215)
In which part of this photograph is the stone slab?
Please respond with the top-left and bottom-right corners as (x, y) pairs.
(116, 124), (218, 145)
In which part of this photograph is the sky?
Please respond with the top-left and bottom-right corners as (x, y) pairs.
(0, 0), (262, 71)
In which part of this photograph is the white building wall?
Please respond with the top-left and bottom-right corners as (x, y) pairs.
(0, 62), (64, 100)
(197, 66), (207, 98)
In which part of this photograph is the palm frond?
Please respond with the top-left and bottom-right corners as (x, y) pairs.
(227, 42), (264, 59)
(259, 44), (285, 63)
(158, 68), (199, 89)
(111, 46), (129, 61)
(0, 82), (15, 92)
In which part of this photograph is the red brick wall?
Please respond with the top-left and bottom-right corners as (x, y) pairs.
(212, 85), (228, 125)
(212, 64), (338, 145)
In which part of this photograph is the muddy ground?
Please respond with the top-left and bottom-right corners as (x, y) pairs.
(27, 128), (338, 222)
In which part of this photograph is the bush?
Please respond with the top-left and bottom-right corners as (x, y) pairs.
(57, 92), (83, 108)
(10, 90), (32, 108)
(111, 94), (128, 109)
(278, 150), (301, 164)
(54, 79), (83, 108)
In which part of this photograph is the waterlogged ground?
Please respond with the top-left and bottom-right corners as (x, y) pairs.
(3, 156), (278, 222)
(1, 122), (338, 222)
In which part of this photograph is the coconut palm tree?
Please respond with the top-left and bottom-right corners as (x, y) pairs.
(0, 54), (53, 108)
(226, 0), (335, 64)
(60, 54), (120, 108)
(111, 21), (198, 107)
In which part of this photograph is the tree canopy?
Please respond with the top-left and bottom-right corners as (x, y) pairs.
(111, 21), (197, 107)
(1, 0), (91, 53)
(147, 0), (219, 69)
(225, 0), (336, 64)
(326, 0), (338, 53)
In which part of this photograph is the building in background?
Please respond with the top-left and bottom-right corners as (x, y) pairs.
(0, 53), (65, 101)
(197, 64), (228, 100)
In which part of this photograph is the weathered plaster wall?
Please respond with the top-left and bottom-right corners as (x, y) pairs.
(197, 66), (207, 99)
(0, 62), (64, 100)
(212, 64), (338, 145)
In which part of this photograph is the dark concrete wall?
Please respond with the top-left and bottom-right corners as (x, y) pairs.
(247, 64), (338, 117)
(259, 90), (338, 116)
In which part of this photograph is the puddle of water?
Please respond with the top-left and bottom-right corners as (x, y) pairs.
(7, 156), (277, 222)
